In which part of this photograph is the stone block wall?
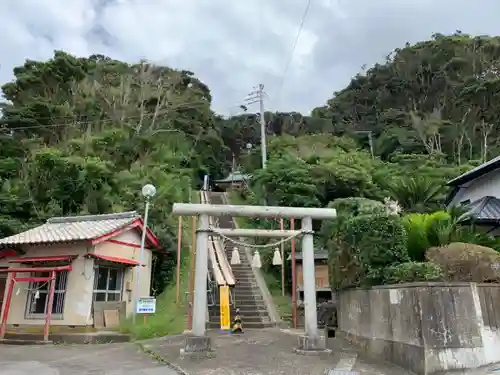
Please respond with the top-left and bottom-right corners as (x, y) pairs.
(337, 282), (500, 374)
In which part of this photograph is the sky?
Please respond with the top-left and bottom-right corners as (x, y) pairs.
(1, 0), (500, 116)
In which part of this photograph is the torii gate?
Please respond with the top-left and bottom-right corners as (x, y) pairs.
(172, 202), (337, 355)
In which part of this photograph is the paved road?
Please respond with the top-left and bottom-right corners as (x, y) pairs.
(0, 342), (178, 375)
(1, 330), (497, 374)
(141, 328), (411, 375)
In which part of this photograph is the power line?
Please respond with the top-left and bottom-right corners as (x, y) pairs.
(273, 0), (312, 107)
(0, 102), (208, 132)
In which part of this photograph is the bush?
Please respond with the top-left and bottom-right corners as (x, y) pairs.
(426, 242), (500, 283)
(320, 197), (387, 252)
(329, 213), (409, 289)
(403, 211), (452, 261)
(384, 261), (443, 284)
(327, 197), (387, 217)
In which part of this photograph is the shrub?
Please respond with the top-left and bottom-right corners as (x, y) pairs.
(327, 197), (387, 217)
(320, 197), (387, 251)
(403, 210), (500, 262)
(384, 261), (443, 284)
(426, 242), (500, 283)
(329, 213), (409, 289)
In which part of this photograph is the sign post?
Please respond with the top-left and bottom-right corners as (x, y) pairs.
(136, 296), (156, 325)
(219, 285), (231, 331)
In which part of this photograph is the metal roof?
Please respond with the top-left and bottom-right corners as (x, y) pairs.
(462, 196), (500, 222)
(213, 171), (252, 184)
(0, 211), (140, 246)
(294, 250), (329, 261)
(447, 155), (500, 186)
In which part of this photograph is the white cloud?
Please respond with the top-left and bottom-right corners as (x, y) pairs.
(2, 0), (500, 115)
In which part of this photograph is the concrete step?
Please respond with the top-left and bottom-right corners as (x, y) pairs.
(233, 274), (257, 279)
(213, 302), (267, 309)
(214, 288), (261, 294)
(207, 321), (274, 329)
(209, 315), (264, 323)
(233, 298), (264, 304)
(209, 307), (268, 314)
(233, 283), (258, 288)
(232, 269), (255, 273)
(234, 293), (263, 298)
(233, 292), (262, 297)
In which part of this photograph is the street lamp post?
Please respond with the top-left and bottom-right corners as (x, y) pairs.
(133, 183), (157, 325)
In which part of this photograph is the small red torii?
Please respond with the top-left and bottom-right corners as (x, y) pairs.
(0, 264), (72, 342)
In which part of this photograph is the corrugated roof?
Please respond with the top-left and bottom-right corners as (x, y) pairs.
(0, 211), (140, 246)
(462, 196), (500, 222)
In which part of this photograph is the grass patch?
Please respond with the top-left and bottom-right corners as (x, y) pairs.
(228, 189), (292, 321)
(227, 190), (249, 227)
(120, 201), (198, 340)
(263, 272), (292, 322)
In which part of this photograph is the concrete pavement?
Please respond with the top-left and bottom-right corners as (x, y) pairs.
(1, 329), (498, 374)
(140, 328), (411, 375)
(0, 342), (178, 374)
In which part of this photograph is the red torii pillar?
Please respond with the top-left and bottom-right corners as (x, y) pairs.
(0, 265), (71, 342)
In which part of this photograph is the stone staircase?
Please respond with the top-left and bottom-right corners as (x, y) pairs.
(207, 192), (273, 329)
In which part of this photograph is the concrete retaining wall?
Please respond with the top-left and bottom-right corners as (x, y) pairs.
(337, 282), (500, 374)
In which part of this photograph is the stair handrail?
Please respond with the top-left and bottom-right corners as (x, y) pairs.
(201, 190), (235, 286)
(199, 191), (226, 286)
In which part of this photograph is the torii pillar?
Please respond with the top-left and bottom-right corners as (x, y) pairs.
(173, 203), (337, 356)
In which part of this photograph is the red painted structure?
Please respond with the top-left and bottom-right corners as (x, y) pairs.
(0, 215), (162, 342)
(84, 253), (140, 266)
(0, 264), (72, 342)
(91, 218), (160, 248)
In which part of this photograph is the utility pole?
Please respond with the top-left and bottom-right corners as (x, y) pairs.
(245, 84), (267, 169)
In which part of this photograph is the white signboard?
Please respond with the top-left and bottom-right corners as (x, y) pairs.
(136, 297), (156, 314)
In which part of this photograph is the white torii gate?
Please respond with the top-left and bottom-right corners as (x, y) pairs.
(173, 203), (337, 355)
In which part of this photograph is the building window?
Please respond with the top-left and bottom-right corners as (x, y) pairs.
(93, 266), (123, 302)
(25, 271), (68, 319)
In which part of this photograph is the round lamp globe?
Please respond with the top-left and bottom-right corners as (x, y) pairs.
(142, 184), (156, 198)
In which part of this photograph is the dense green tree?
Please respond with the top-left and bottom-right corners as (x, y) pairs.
(0, 51), (231, 292)
(312, 33), (500, 163)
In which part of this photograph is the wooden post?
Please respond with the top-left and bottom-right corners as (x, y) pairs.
(175, 216), (182, 305)
(280, 218), (285, 297)
(0, 273), (16, 339)
(44, 271), (56, 342)
(291, 218), (297, 329)
(187, 215), (197, 330)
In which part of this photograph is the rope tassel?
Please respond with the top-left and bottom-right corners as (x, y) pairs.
(252, 250), (262, 268)
(272, 247), (282, 266)
(230, 247), (241, 265)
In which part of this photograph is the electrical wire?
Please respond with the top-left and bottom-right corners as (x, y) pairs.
(273, 0), (312, 107)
